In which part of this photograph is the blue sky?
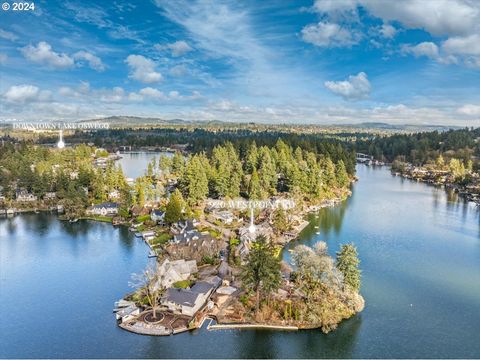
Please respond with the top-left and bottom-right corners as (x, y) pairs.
(1, 0), (480, 125)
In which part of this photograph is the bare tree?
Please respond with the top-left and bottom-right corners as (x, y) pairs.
(129, 263), (164, 319)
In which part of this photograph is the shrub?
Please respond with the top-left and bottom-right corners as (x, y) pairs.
(172, 280), (193, 289)
(136, 214), (151, 223)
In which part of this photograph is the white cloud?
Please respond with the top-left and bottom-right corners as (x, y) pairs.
(73, 51), (106, 71)
(20, 42), (105, 71)
(443, 34), (480, 56)
(402, 42), (440, 59)
(20, 42), (74, 69)
(125, 55), (163, 83)
(0, 28), (18, 41)
(139, 87), (166, 99)
(168, 40), (193, 56)
(313, 0), (480, 37)
(301, 21), (360, 48)
(359, 0), (479, 37)
(3, 84), (51, 103)
(312, 0), (480, 67)
(313, 0), (358, 14)
(156, 40), (193, 57)
(169, 64), (188, 76)
(401, 41), (470, 66)
(457, 104), (480, 116)
(59, 81), (91, 98)
(156, 1), (265, 59)
(379, 23), (397, 38)
(0, 53), (7, 65)
(97, 87), (125, 103)
(128, 88), (201, 102)
(324, 72), (371, 100)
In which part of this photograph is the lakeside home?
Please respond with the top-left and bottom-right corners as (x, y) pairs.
(161, 276), (222, 317)
(86, 202), (119, 216)
(156, 259), (198, 289)
(16, 189), (38, 202)
(150, 209), (165, 223)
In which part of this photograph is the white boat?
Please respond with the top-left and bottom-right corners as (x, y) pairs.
(316, 231), (320, 234)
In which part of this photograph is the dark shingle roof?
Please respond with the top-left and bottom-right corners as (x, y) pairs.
(190, 281), (214, 295)
(93, 202), (118, 209)
(164, 288), (199, 307)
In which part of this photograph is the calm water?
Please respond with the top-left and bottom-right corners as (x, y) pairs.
(1, 165), (479, 358)
(117, 152), (172, 179)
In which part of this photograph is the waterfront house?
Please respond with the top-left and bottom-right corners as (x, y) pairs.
(86, 202), (119, 216)
(162, 288), (203, 317)
(156, 259), (198, 288)
(212, 210), (236, 225)
(161, 276), (221, 316)
(171, 219), (206, 243)
(16, 189), (38, 202)
(237, 221), (274, 259)
(141, 230), (156, 241)
(43, 192), (57, 200)
(108, 189), (120, 200)
(150, 209), (165, 224)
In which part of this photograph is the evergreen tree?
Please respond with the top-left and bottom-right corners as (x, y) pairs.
(172, 152), (185, 175)
(321, 157), (337, 189)
(272, 207), (289, 234)
(159, 154), (173, 175)
(335, 160), (349, 188)
(181, 154), (209, 205)
(248, 168), (263, 200)
(336, 244), (361, 292)
(165, 189), (185, 224)
(241, 235), (282, 313)
(245, 141), (259, 173)
(258, 146), (277, 195)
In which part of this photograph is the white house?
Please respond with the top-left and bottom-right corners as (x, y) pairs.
(156, 259), (198, 289)
(43, 192), (57, 200)
(16, 189), (37, 202)
(86, 202), (119, 216)
(213, 210), (236, 225)
(108, 189), (120, 200)
(141, 230), (156, 241)
(150, 210), (165, 223)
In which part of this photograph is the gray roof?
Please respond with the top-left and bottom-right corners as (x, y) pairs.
(93, 202), (118, 209)
(190, 281), (214, 295)
(164, 288), (199, 307)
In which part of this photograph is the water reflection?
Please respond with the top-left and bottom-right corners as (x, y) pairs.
(302, 201), (348, 238)
(118, 225), (135, 250)
(1, 166), (480, 359)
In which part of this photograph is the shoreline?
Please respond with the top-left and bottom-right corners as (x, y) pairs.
(1, 191), (357, 337)
(390, 166), (480, 205)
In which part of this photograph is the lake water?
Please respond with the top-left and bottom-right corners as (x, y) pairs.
(1, 165), (479, 358)
(117, 151), (173, 179)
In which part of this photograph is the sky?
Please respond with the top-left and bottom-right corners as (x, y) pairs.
(1, 0), (480, 126)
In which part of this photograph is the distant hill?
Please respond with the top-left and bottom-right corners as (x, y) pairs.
(77, 117), (463, 133)
(342, 122), (463, 132)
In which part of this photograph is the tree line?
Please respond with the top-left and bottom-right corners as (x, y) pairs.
(357, 127), (480, 167)
(155, 139), (352, 207)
